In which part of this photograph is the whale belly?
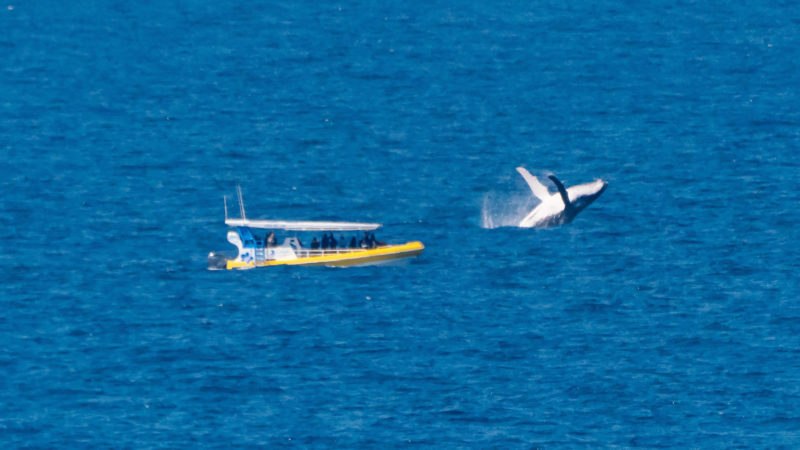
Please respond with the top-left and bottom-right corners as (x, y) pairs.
(518, 197), (566, 228)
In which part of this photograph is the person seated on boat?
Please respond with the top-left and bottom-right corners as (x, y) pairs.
(359, 232), (369, 248)
(310, 237), (320, 249)
(349, 236), (357, 248)
(265, 232), (276, 247)
(321, 234), (329, 249)
(329, 233), (337, 249)
(339, 235), (346, 248)
(369, 233), (378, 249)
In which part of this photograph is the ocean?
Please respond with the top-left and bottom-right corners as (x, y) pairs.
(2, 0), (800, 447)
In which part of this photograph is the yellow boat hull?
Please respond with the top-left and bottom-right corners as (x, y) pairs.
(225, 241), (424, 270)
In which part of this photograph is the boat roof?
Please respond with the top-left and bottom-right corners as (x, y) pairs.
(225, 218), (381, 231)
(225, 186), (381, 231)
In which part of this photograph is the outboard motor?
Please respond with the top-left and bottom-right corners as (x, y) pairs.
(207, 252), (229, 270)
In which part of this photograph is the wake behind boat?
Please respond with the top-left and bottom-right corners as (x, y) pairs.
(208, 187), (424, 270)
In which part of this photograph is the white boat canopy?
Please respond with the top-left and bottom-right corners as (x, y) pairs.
(225, 186), (381, 231)
(225, 218), (381, 231)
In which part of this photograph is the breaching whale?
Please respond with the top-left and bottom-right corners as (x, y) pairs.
(516, 167), (607, 228)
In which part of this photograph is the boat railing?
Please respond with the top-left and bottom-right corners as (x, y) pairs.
(293, 247), (375, 259)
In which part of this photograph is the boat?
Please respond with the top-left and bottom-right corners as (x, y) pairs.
(207, 187), (424, 270)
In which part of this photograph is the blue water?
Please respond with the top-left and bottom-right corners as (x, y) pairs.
(3, 1), (800, 447)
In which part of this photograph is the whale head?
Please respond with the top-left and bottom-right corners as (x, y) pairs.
(568, 179), (607, 214)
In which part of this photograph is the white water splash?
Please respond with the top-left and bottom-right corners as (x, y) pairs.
(480, 191), (539, 229)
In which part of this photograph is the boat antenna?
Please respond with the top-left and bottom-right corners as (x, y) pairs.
(223, 195), (229, 221)
(237, 185), (246, 220)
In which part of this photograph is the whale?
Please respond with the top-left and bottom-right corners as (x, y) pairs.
(516, 167), (607, 228)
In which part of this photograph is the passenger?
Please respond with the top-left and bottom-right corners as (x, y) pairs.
(359, 232), (368, 248)
(265, 232), (276, 247)
(349, 236), (357, 248)
(321, 234), (329, 249)
(369, 233), (377, 248)
(329, 233), (337, 249)
(310, 237), (320, 249)
(339, 235), (346, 248)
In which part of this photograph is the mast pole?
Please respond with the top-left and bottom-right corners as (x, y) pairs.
(237, 185), (246, 220)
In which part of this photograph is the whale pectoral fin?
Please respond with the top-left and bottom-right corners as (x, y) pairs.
(547, 175), (572, 209)
(516, 167), (551, 201)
